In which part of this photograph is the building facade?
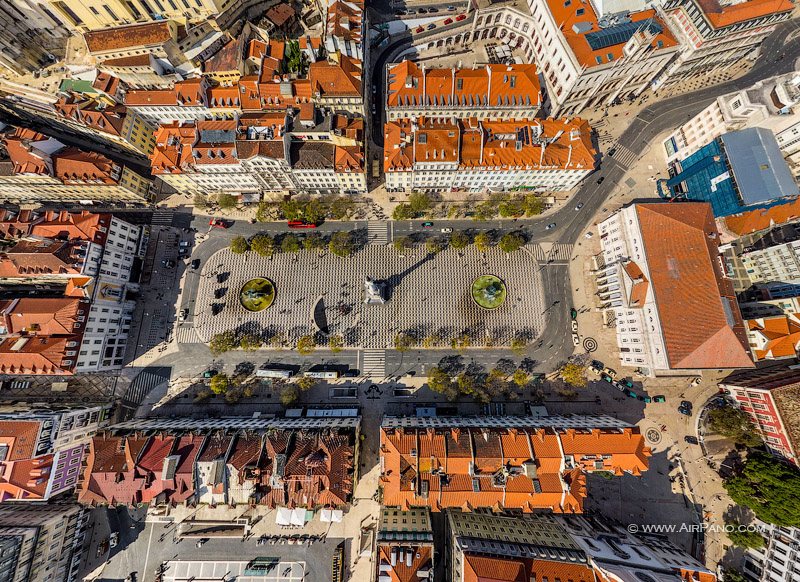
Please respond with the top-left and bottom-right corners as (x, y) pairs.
(596, 202), (753, 375)
(743, 523), (800, 582)
(377, 508), (433, 582)
(721, 365), (800, 465)
(0, 0), (71, 76)
(383, 116), (596, 193)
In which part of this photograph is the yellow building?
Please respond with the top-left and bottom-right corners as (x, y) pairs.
(49, 0), (225, 30)
(118, 167), (152, 197)
(120, 110), (157, 156)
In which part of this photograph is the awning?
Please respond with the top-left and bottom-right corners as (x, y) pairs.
(290, 508), (306, 526)
(320, 509), (343, 523)
(276, 507), (292, 525)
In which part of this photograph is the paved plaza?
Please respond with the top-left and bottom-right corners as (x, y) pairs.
(191, 245), (547, 349)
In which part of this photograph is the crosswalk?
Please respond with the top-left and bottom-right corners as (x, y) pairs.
(360, 349), (386, 379)
(367, 221), (389, 245)
(175, 324), (201, 344)
(124, 367), (170, 407)
(151, 208), (175, 226)
(609, 144), (637, 168)
(547, 243), (574, 263)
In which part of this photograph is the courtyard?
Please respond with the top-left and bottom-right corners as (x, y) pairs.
(192, 245), (546, 349)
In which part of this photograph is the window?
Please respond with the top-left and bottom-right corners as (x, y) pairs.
(576, 7), (584, 14)
(103, 4), (118, 19)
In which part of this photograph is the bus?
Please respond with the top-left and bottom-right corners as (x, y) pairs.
(256, 368), (293, 379)
(303, 370), (340, 380)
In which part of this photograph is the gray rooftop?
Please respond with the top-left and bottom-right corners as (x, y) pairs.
(721, 127), (799, 205)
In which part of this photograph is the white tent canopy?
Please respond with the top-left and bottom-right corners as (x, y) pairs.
(276, 507), (292, 525)
(290, 508), (306, 526)
(320, 509), (343, 523)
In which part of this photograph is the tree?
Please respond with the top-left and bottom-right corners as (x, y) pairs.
(296, 334), (317, 355)
(193, 193), (209, 209)
(427, 367), (458, 400)
(451, 333), (471, 352)
(303, 232), (325, 252)
(559, 362), (588, 388)
(725, 452), (800, 526)
(510, 336), (527, 356)
(210, 331), (237, 355)
(250, 234), (276, 257)
(392, 203), (415, 220)
(217, 192), (237, 210)
(296, 377), (317, 391)
(393, 236), (412, 253)
(229, 236), (249, 254)
(280, 385), (300, 406)
(394, 332), (415, 352)
(721, 569), (748, 582)
(499, 232), (525, 253)
(329, 197), (354, 220)
(329, 335), (344, 353)
(498, 198), (526, 218)
(304, 198), (326, 225)
(239, 333), (262, 351)
(329, 231), (354, 257)
(472, 201), (497, 221)
(708, 406), (763, 447)
(408, 192), (433, 215)
(422, 332), (442, 348)
(512, 369), (529, 387)
(280, 199), (305, 221)
(281, 234), (301, 253)
(725, 520), (765, 550)
(523, 194), (544, 216)
(449, 230), (470, 250)
(425, 238), (444, 254)
(209, 373), (230, 395)
(474, 232), (491, 253)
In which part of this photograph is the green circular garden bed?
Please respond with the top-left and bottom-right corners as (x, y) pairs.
(240, 278), (276, 312)
(471, 275), (507, 310)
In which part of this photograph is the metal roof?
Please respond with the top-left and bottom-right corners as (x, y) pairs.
(584, 20), (662, 50)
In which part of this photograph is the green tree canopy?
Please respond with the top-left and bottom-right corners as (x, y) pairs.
(329, 197), (354, 220)
(408, 192), (434, 215)
(209, 373), (230, 395)
(296, 334), (316, 355)
(303, 232), (325, 251)
(296, 377), (317, 391)
(229, 236), (249, 254)
(725, 520), (765, 550)
(474, 232), (491, 253)
(449, 230), (470, 249)
(392, 203), (415, 221)
(193, 193), (209, 209)
(708, 406), (763, 447)
(239, 333), (262, 351)
(329, 335), (344, 352)
(559, 362), (588, 388)
(498, 198), (526, 218)
(217, 192), (237, 210)
(329, 231), (354, 257)
(523, 194), (544, 216)
(280, 199), (305, 221)
(425, 238), (444, 254)
(499, 232), (526, 253)
(510, 336), (528, 356)
(393, 332), (415, 352)
(427, 367), (458, 400)
(280, 385), (299, 406)
(512, 369), (529, 387)
(250, 234), (276, 257)
(209, 331), (237, 355)
(393, 236), (412, 253)
(281, 234), (301, 253)
(725, 451), (800, 526)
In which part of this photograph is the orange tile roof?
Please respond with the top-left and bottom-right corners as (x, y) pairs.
(381, 425), (649, 513)
(384, 117), (596, 172)
(30, 210), (111, 243)
(84, 21), (174, 53)
(694, 0), (793, 28)
(1, 128), (51, 175)
(378, 544), (432, 582)
(747, 314), (800, 361)
(0, 297), (88, 336)
(0, 335), (80, 375)
(309, 56), (362, 97)
(465, 555), (527, 582)
(0, 239), (88, 278)
(719, 197), (800, 237)
(327, 0), (363, 43)
(0, 420), (41, 461)
(634, 203), (754, 370)
(545, 0), (677, 69)
(387, 61), (541, 110)
(52, 148), (117, 184)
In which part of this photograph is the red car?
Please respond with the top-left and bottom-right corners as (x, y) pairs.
(456, 13), (467, 20)
(209, 218), (230, 228)
(287, 220), (318, 229)
(444, 18), (453, 24)
(415, 26), (424, 33)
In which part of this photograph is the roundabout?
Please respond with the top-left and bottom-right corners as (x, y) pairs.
(471, 275), (507, 310)
(240, 278), (276, 312)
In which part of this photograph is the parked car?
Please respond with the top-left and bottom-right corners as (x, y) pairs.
(600, 373), (613, 384)
(456, 13), (467, 20)
(191, 259), (201, 270)
(427, 23), (436, 29)
(680, 400), (693, 410)
(447, 5), (456, 9)
(621, 378), (634, 389)
(545, 222), (556, 230)
(575, 202), (584, 210)
(428, 7), (439, 12)
(607, 147), (617, 156)
(571, 333), (580, 346)
(209, 218), (230, 228)
(416, 26), (424, 32)
(179, 308), (188, 322)
(202, 369), (218, 379)
(444, 17), (453, 24)
(684, 436), (699, 445)
(637, 395), (652, 403)
(603, 367), (617, 378)
(624, 389), (638, 398)
(678, 402), (693, 416)
(161, 258), (175, 268)
(689, 376), (702, 386)
(571, 320), (578, 333)
(596, 176), (605, 184)
(590, 360), (604, 372)
(652, 395), (666, 403)
(418, 7), (427, 12)
(422, 221), (433, 228)
(441, 227), (453, 233)
(584, 231), (594, 238)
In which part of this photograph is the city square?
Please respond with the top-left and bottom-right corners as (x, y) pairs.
(191, 244), (547, 349)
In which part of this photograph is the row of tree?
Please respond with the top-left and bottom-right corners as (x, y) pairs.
(393, 230), (526, 254)
(256, 196), (356, 223)
(392, 192), (546, 221)
(229, 231), (355, 257)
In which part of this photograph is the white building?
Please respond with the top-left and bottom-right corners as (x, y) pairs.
(595, 202), (753, 375)
(743, 524), (800, 582)
(384, 116), (596, 193)
(741, 238), (800, 286)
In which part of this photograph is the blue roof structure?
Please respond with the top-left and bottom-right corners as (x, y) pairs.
(585, 20), (663, 50)
(663, 128), (799, 217)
